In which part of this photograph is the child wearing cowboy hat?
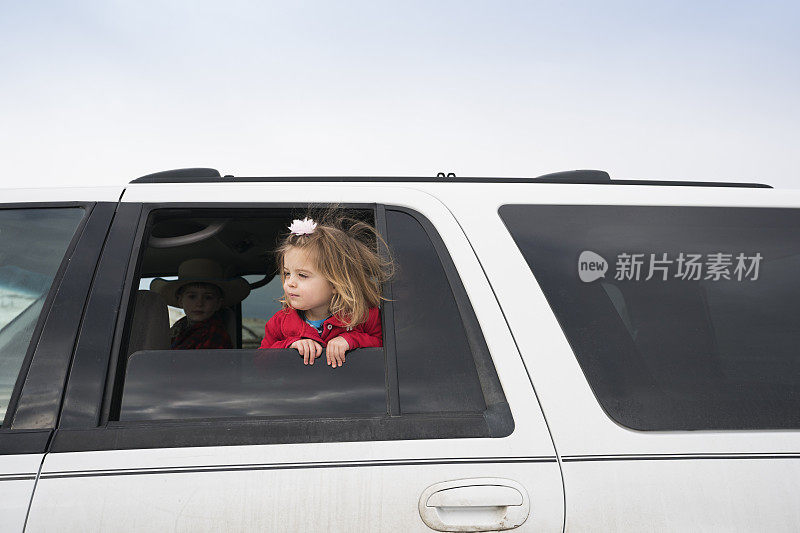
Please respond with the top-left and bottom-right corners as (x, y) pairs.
(152, 258), (251, 350)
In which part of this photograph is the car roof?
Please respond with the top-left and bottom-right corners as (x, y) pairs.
(0, 186), (124, 203)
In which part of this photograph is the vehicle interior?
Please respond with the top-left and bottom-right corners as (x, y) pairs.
(115, 207), (386, 421)
(129, 207), (377, 352)
(134, 211), (284, 352)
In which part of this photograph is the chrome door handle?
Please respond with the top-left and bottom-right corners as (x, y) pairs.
(418, 478), (530, 532)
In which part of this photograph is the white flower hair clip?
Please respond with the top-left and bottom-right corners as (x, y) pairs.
(288, 217), (317, 236)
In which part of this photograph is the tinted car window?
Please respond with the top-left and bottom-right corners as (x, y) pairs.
(386, 210), (486, 414)
(500, 204), (800, 430)
(0, 207), (84, 422)
(120, 348), (386, 420)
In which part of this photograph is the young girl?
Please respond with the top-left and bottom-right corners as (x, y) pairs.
(258, 215), (392, 368)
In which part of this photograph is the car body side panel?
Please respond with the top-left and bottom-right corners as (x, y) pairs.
(434, 183), (800, 531)
(27, 461), (562, 532)
(561, 458), (800, 531)
(0, 454), (41, 533)
(30, 184), (564, 531)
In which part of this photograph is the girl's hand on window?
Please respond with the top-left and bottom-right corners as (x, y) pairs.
(326, 337), (349, 368)
(290, 339), (322, 365)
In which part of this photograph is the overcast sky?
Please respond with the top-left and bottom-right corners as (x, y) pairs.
(1, 1), (798, 188)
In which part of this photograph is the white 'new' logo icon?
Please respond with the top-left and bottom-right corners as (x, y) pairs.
(578, 251), (608, 282)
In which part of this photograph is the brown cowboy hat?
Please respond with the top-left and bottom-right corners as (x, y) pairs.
(151, 258), (251, 307)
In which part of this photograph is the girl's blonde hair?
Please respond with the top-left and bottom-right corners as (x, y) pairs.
(276, 213), (393, 328)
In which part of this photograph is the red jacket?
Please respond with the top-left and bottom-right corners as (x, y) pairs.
(258, 307), (383, 350)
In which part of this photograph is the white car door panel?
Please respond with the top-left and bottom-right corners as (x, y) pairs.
(29, 459), (562, 532)
(445, 184), (800, 531)
(29, 184), (564, 531)
(0, 455), (40, 533)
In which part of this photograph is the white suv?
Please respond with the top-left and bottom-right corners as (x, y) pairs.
(0, 169), (797, 532)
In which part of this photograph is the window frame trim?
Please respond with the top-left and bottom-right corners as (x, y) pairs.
(51, 201), (512, 452)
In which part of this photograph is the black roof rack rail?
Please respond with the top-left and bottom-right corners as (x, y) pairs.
(132, 168), (222, 183)
(608, 179), (771, 188)
(128, 168), (772, 188)
(532, 169), (610, 183)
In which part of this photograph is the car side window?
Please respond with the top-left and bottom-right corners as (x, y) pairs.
(0, 207), (85, 423)
(104, 205), (510, 444)
(501, 204), (800, 431)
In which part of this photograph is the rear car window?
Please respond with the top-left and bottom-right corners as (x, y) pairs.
(500, 204), (800, 430)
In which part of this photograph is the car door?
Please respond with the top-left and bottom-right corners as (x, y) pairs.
(450, 182), (800, 531)
(0, 190), (119, 532)
(27, 182), (564, 532)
